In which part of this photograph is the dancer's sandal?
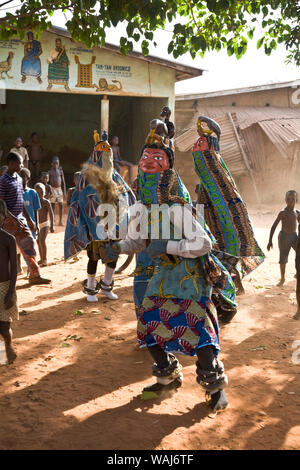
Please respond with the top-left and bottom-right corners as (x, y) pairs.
(141, 354), (183, 399)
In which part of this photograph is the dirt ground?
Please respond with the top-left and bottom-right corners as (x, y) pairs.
(0, 205), (299, 450)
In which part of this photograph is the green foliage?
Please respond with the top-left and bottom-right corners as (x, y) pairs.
(0, 0), (299, 65)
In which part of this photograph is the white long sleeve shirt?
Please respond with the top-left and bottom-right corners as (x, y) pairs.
(119, 203), (212, 259)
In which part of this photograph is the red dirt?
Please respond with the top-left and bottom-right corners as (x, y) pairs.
(0, 206), (299, 450)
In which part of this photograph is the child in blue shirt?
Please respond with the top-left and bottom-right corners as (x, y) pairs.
(20, 168), (41, 239)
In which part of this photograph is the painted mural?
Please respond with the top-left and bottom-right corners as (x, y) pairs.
(0, 31), (175, 99)
(47, 38), (70, 91)
(21, 31), (43, 83)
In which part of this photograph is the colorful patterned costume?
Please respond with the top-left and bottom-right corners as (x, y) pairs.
(192, 116), (265, 277)
(64, 133), (136, 261)
(101, 120), (230, 411)
(132, 169), (236, 355)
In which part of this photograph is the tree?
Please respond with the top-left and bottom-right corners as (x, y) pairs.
(0, 0), (299, 65)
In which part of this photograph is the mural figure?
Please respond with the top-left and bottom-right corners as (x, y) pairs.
(47, 38), (70, 91)
(75, 55), (96, 88)
(0, 51), (14, 79)
(96, 78), (122, 92)
(21, 32), (42, 83)
(74, 55), (123, 92)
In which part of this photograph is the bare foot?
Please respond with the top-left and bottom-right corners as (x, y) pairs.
(277, 279), (285, 287)
(236, 287), (245, 296)
(293, 310), (300, 320)
(29, 276), (51, 285)
(6, 345), (17, 364)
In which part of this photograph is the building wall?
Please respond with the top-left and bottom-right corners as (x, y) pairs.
(175, 87), (300, 203)
(178, 86), (300, 109)
(0, 31), (176, 100)
(0, 90), (167, 185)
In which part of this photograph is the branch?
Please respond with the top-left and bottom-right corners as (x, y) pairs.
(0, 2), (74, 26)
(0, 0), (15, 7)
(186, 0), (202, 36)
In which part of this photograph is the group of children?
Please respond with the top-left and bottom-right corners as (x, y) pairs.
(0, 151), (83, 364)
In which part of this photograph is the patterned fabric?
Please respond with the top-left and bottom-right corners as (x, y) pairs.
(138, 254), (220, 355)
(3, 215), (40, 279)
(133, 168), (235, 356)
(136, 168), (191, 205)
(50, 187), (63, 204)
(0, 281), (18, 322)
(192, 136), (265, 276)
(48, 48), (69, 84)
(0, 172), (24, 218)
(64, 146), (136, 260)
(21, 39), (42, 77)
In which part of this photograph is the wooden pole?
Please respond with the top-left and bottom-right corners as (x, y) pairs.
(101, 95), (109, 136)
(227, 112), (261, 205)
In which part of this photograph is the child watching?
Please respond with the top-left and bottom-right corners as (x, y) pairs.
(34, 183), (54, 267)
(20, 168), (40, 240)
(0, 166), (8, 177)
(66, 171), (81, 206)
(267, 190), (300, 286)
(40, 172), (54, 201)
(48, 156), (66, 226)
(0, 199), (18, 364)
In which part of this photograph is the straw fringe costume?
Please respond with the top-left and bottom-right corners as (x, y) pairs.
(64, 131), (136, 301)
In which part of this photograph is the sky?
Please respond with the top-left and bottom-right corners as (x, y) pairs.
(1, 2), (299, 95)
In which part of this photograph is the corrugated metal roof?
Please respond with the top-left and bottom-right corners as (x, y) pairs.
(176, 80), (300, 100)
(188, 106), (300, 130)
(258, 119), (300, 152)
(176, 104), (300, 157)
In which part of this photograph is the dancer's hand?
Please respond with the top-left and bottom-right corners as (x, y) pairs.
(267, 241), (273, 251)
(146, 240), (168, 258)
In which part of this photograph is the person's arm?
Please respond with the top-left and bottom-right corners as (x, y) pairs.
(0, 181), (24, 227)
(61, 169), (67, 196)
(24, 148), (29, 168)
(35, 192), (41, 233)
(23, 203), (36, 232)
(146, 205), (212, 259)
(4, 235), (17, 309)
(119, 237), (146, 254)
(34, 210), (39, 233)
(47, 200), (55, 232)
(267, 213), (282, 250)
(66, 188), (72, 206)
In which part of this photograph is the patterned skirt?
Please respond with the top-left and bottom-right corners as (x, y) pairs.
(136, 258), (220, 357)
(0, 281), (18, 322)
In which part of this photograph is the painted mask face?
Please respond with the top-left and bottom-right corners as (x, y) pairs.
(139, 148), (170, 174)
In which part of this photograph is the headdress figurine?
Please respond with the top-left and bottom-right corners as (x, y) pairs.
(160, 106), (175, 139)
(99, 116), (235, 413)
(192, 115), (265, 291)
(64, 130), (136, 302)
